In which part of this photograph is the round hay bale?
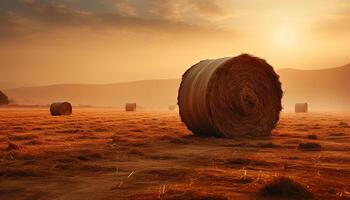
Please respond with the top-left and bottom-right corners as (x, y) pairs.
(50, 102), (72, 116)
(125, 103), (137, 112)
(178, 54), (283, 137)
(295, 103), (308, 113)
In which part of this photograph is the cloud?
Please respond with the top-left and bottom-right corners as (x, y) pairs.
(0, 11), (31, 38)
(191, 0), (227, 18)
(0, 0), (229, 41)
(150, 0), (183, 21)
(316, 3), (350, 35)
(148, 0), (228, 21)
(115, 1), (137, 17)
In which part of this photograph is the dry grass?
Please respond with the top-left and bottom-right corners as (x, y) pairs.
(8, 134), (38, 141)
(161, 189), (228, 200)
(0, 108), (349, 200)
(339, 122), (350, 128)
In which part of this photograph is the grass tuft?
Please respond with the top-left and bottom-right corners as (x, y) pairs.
(260, 176), (313, 199)
(6, 142), (20, 151)
(307, 134), (318, 139)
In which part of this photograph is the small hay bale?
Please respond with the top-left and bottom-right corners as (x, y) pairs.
(125, 103), (137, 112)
(295, 103), (308, 113)
(50, 102), (72, 116)
(260, 176), (313, 199)
(178, 54), (282, 137)
(168, 105), (177, 111)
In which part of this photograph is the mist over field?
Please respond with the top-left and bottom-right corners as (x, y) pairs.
(3, 63), (350, 111)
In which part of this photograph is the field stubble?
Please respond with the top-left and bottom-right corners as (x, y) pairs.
(0, 108), (350, 200)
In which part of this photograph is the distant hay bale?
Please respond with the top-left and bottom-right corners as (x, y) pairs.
(295, 103), (308, 113)
(168, 105), (177, 111)
(50, 102), (72, 116)
(125, 103), (136, 112)
(178, 54), (283, 137)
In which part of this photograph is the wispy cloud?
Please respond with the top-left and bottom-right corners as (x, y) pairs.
(0, 0), (230, 40)
(191, 0), (227, 18)
(316, 2), (350, 35)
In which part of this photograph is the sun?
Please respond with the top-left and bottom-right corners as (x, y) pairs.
(274, 27), (297, 48)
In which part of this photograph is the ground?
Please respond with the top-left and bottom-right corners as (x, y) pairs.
(0, 108), (350, 200)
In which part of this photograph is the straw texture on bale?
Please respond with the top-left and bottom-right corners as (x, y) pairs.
(295, 103), (308, 113)
(50, 102), (72, 116)
(125, 103), (137, 111)
(178, 54), (283, 137)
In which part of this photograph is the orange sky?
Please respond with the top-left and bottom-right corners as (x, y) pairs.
(0, 0), (349, 85)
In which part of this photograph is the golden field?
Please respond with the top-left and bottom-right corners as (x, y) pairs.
(0, 108), (350, 200)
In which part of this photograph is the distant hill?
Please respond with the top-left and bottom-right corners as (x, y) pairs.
(4, 64), (350, 110)
(0, 82), (29, 90)
(278, 63), (350, 111)
(4, 79), (181, 107)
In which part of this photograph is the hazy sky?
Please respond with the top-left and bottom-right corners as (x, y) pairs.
(1, 0), (350, 85)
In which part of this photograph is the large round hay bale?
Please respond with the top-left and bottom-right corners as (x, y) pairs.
(50, 102), (72, 116)
(295, 103), (308, 113)
(178, 54), (283, 137)
(125, 103), (136, 111)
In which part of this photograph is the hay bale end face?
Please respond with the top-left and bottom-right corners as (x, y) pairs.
(295, 103), (308, 113)
(178, 54), (283, 137)
(50, 102), (72, 116)
(125, 103), (137, 111)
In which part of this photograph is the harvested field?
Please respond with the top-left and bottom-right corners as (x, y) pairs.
(0, 108), (350, 200)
